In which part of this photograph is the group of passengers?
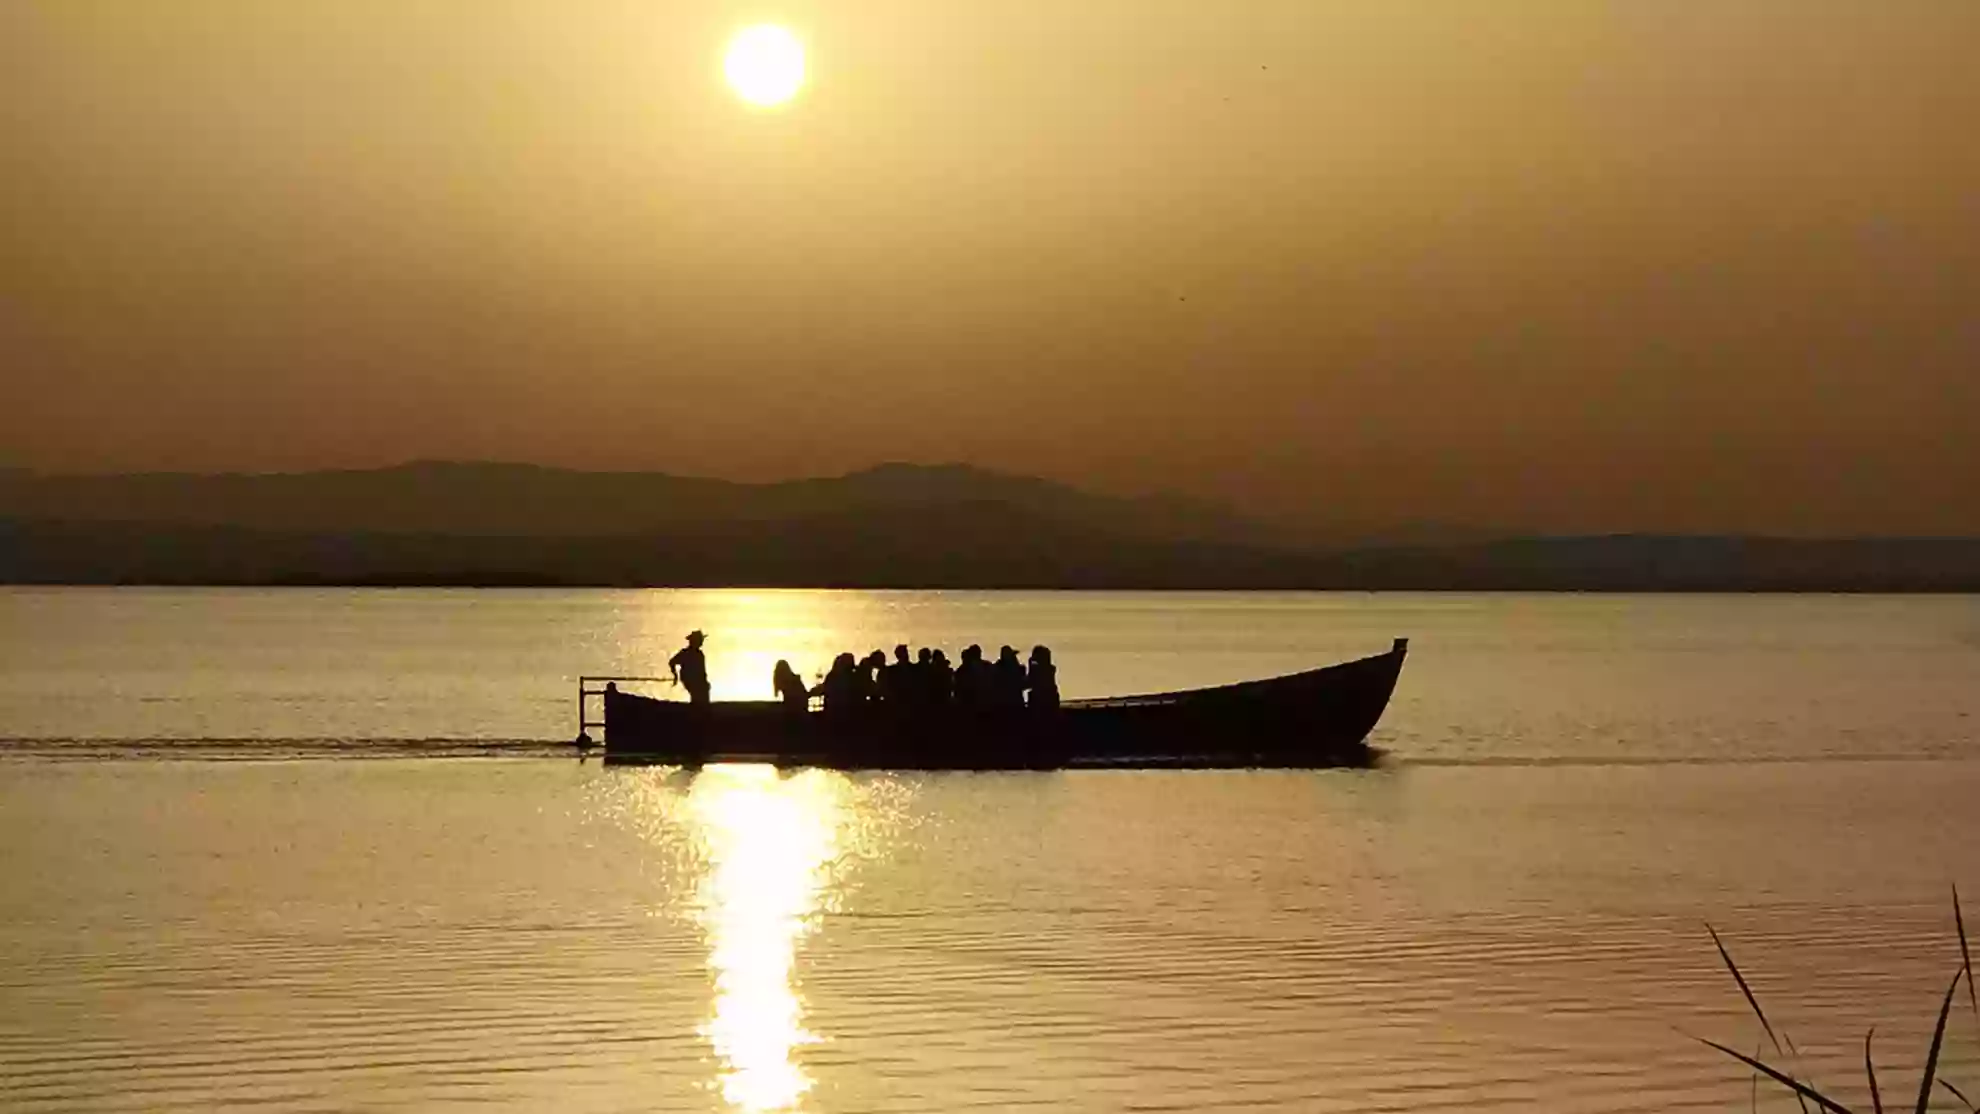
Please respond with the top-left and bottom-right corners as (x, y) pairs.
(771, 642), (1059, 714)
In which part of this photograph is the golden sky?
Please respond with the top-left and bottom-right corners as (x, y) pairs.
(4, 2), (1976, 534)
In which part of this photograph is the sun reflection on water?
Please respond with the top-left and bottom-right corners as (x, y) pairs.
(587, 757), (916, 1110)
(682, 764), (858, 1113)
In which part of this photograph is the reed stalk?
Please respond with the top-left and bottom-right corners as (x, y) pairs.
(1697, 890), (1975, 1113)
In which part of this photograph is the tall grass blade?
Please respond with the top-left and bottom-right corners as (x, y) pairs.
(1697, 1037), (1857, 1114)
(1711, 924), (1814, 1114)
(1938, 1079), (1975, 1114)
(1712, 925), (1787, 1054)
(1912, 972), (1962, 1114)
(1957, 884), (1976, 1031)
(1865, 1029), (1883, 1114)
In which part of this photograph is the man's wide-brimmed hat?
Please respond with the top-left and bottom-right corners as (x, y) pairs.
(686, 630), (706, 643)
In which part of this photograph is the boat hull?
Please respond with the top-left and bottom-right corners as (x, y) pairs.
(598, 639), (1407, 770)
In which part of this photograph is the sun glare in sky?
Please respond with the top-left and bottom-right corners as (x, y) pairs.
(724, 25), (806, 107)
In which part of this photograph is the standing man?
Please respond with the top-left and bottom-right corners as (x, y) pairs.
(669, 630), (711, 705)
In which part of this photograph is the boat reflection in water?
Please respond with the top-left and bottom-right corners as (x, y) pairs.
(680, 764), (860, 1113)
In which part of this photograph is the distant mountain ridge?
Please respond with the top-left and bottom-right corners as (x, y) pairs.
(0, 460), (1274, 547)
(2, 462), (1977, 589)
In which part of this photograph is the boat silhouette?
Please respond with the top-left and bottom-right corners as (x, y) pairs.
(583, 639), (1407, 770)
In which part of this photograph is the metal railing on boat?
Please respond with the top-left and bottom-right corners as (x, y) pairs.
(575, 675), (673, 737)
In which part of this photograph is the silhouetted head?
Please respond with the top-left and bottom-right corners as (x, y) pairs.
(917, 647), (932, 664)
(963, 644), (982, 663)
(1031, 645), (1052, 665)
(932, 649), (949, 666)
(834, 652), (856, 671)
(774, 659), (796, 683)
(685, 630), (706, 646)
(998, 645), (1019, 663)
(894, 644), (910, 664)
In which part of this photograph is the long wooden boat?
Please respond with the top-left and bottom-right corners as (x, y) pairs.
(583, 638), (1406, 770)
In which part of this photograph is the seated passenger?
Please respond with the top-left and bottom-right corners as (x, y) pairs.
(991, 645), (1027, 710)
(880, 644), (913, 704)
(1026, 645), (1060, 711)
(858, 650), (887, 703)
(815, 652), (861, 713)
(913, 647), (935, 708)
(954, 644), (991, 709)
(929, 649), (955, 705)
(773, 659), (809, 711)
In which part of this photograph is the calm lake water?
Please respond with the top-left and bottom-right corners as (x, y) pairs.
(2, 588), (1977, 1112)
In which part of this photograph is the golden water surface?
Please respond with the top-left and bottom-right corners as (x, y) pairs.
(2, 590), (1978, 1111)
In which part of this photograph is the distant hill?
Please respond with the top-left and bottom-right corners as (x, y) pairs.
(0, 461), (1273, 547)
(2, 463), (1978, 589)
(0, 499), (1313, 589)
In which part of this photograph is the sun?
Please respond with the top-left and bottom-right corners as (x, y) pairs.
(724, 25), (806, 108)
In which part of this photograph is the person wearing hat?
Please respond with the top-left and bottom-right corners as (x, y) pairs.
(669, 630), (711, 705)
